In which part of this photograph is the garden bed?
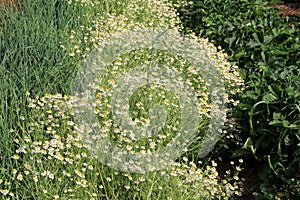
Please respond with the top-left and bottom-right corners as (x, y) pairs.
(1, 0), (299, 199)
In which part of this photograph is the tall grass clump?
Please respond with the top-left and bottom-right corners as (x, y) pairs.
(0, 0), (111, 198)
(174, 0), (300, 198)
(1, 0), (245, 199)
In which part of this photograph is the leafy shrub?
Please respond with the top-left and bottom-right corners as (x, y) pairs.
(174, 0), (300, 198)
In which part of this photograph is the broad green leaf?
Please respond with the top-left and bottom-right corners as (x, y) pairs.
(262, 93), (277, 103)
(263, 35), (273, 44)
(273, 112), (281, 120)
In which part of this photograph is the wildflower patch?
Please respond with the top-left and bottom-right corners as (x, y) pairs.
(0, 0), (245, 199)
(72, 28), (233, 172)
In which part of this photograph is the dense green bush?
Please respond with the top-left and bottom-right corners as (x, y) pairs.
(174, 0), (300, 198)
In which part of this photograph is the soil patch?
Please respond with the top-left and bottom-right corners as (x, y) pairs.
(272, 1), (300, 18)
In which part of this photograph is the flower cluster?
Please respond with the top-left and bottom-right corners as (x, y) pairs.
(1, 93), (244, 199)
(1, 0), (246, 199)
(2, 94), (101, 199)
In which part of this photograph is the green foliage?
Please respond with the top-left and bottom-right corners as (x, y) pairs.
(1, 1), (244, 199)
(175, 0), (300, 198)
(0, 0), (107, 197)
(0, 0), (104, 95)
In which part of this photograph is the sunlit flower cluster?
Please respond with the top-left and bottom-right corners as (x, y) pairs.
(1, 0), (246, 199)
(71, 26), (244, 170)
(0, 93), (243, 199)
(62, 0), (184, 59)
(107, 159), (243, 199)
(0, 91), (244, 199)
(159, 159), (243, 199)
(0, 94), (102, 199)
